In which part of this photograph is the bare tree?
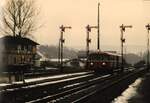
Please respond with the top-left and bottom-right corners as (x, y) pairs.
(1, 0), (38, 37)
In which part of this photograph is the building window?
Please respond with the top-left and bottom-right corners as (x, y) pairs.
(24, 46), (27, 53)
(8, 55), (12, 65)
(32, 46), (36, 53)
(21, 55), (25, 64)
(17, 45), (21, 53)
(28, 45), (32, 53)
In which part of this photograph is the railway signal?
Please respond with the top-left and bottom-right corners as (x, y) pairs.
(86, 25), (98, 58)
(120, 24), (132, 72)
(145, 24), (150, 71)
(58, 25), (71, 72)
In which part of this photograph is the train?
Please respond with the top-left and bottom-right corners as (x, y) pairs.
(86, 51), (122, 74)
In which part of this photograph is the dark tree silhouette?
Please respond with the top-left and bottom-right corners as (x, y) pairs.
(1, 0), (38, 37)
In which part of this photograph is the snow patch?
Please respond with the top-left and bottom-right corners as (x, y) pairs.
(112, 78), (143, 103)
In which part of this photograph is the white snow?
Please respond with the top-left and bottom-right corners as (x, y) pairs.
(28, 74), (93, 87)
(24, 71), (91, 83)
(0, 71), (92, 91)
(112, 78), (143, 103)
(0, 83), (10, 87)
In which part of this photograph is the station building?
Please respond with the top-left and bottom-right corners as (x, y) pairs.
(0, 35), (39, 82)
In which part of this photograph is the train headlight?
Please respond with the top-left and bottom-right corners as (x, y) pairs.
(102, 62), (106, 66)
(90, 62), (94, 66)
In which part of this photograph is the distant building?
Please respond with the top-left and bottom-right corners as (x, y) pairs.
(104, 51), (117, 53)
(78, 51), (86, 59)
(0, 35), (39, 82)
(78, 50), (94, 59)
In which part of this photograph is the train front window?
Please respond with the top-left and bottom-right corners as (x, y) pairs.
(102, 55), (109, 60)
(88, 54), (102, 60)
(88, 54), (108, 61)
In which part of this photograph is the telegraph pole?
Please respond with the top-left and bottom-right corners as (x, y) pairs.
(120, 24), (132, 72)
(59, 25), (71, 72)
(146, 24), (150, 71)
(97, 2), (100, 50)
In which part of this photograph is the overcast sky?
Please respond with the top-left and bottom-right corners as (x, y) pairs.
(1, 0), (150, 53)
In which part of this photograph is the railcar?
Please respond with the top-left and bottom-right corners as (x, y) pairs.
(86, 51), (121, 74)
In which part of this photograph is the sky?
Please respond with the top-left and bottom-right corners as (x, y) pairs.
(1, 0), (150, 53)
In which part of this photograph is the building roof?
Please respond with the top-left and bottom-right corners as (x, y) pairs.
(90, 51), (121, 57)
(0, 36), (39, 45)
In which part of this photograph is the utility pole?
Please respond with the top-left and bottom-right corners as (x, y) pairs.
(97, 2), (100, 50)
(59, 25), (71, 72)
(146, 24), (150, 71)
(120, 24), (132, 72)
(86, 25), (98, 58)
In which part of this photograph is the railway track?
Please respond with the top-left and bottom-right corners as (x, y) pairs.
(0, 71), (93, 90)
(27, 68), (146, 103)
(27, 74), (112, 103)
(0, 71), (97, 103)
(0, 68), (145, 103)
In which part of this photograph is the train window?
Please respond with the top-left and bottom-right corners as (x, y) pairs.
(102, 55), (108, 60)
(110, 56), (114, 60)
(89, 54), (111, 61)
(88, 54), (102, 60)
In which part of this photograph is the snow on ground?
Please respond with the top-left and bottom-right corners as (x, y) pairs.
(0, 83), (10, 87)
(2, 72), (93, 91)
(0, 71), (91, 87)
(25, 71), (90, 83)
(112, 78), (143, 103)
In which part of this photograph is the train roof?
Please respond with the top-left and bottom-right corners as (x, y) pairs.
(89, 51), (121, 57)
